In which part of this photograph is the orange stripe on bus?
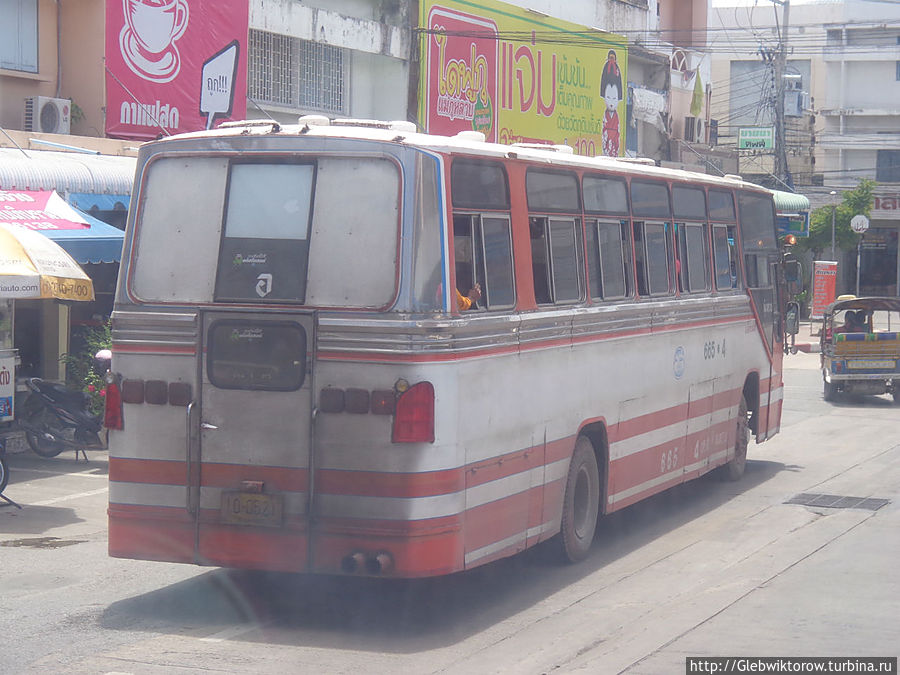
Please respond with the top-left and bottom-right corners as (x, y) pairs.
(315, 466), (464, 498)
(109, 457), (187, 485)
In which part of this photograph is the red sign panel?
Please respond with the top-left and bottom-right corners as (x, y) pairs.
(105, 0), (249, 140)
(0, 190), (89, 230)
(810, 260), (838, 320)
(424, 6), (499, 142)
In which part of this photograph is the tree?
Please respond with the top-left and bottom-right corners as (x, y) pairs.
(794, 180), (875, 259)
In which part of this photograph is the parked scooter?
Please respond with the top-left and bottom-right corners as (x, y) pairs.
(18, 375), (106, 461)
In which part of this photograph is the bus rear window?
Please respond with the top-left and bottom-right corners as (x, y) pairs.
(132, 156), (399, 308)
(207, 321), (307, 391)
(215, 163), (315, 302)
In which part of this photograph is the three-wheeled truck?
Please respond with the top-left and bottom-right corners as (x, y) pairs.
(820, 296), (900, 403)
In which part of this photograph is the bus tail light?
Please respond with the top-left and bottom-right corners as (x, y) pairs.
(392, 381), (435, 443)
(104, 374), (124, 430)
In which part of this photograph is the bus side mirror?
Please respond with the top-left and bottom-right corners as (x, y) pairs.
(785, 301), (800, 336)
(784, 260), (802, 296)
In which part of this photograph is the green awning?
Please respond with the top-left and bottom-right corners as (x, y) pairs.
(771, 189), (810, 213)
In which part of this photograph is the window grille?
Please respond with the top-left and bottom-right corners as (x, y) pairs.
(249, 29), (346, 114)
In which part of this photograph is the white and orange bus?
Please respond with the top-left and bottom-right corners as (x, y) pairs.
(106, 117), (785, 577)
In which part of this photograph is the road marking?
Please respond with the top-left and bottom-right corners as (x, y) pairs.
(13, 467), (108, 478)
(30, 487), (108, 506)
(200, 623), (269, 643)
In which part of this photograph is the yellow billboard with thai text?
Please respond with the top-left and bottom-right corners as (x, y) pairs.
(419, 0), (627, 156)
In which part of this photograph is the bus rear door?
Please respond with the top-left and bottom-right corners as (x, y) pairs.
(191, 311), (315, 571)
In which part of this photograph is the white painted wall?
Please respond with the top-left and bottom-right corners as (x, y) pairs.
(247, 0), (410, 123)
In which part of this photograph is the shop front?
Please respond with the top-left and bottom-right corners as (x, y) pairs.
(0, 222), (96, 450)
(860, 193), (900, 297)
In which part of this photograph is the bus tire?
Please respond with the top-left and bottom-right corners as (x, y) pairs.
(0, 454), (8, 494)
(556, 435), (600, 563)
(720, 395), (749, 482)
(823, 379), (838, 402)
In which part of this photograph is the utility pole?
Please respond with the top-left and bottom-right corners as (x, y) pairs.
(772, 0), (791, 187)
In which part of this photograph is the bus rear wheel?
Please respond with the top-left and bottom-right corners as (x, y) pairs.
(0, 453), (8, 494)
(823, 379), (838, 402)
(720, 395), (749, 482)
(556, 435), (600, 563)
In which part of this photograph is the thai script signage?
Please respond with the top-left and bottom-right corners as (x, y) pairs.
(104, 0), (248, 140)
(872, 195), (900, 220)
(0, 190), (88, 230)
(419, 0), (627, 156)
(0, 355), (13, 422)
(738, 127), (774, 150)
(810, 260), (838, 320)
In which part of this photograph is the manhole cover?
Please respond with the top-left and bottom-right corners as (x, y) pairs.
(785, 493), (890, 511)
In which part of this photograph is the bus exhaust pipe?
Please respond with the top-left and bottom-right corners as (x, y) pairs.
(365, 552), (394, 575)
(341, 552), (366, 574)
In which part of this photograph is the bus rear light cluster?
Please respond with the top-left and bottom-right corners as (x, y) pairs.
(104, 376), (193, 431)
(119, 379), (192, 406)
(319, 381), (435, 444)
(392, 381), (435, 443)
(319, 387), (396, 414)
(104, 373), (124, 431)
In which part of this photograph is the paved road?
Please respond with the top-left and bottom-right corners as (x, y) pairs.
(1, 351), (897, 674)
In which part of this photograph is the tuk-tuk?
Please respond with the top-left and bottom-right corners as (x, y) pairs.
(820, 296), (900, 403)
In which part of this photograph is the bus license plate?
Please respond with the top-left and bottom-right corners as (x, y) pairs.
(220, 492), (283, 527)
(847, 360), (895, 370)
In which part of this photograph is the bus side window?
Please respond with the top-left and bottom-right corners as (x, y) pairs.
(713, 224), (739, 290)
(635, 221), (671, 296)
(744, 253), (769, 289)
(454, 213), (515, 310)
(633, 222), (648, 296)
(587, 219), (630, 300)
(673, 186), (709, 294)
(454, 215), (476, 294)
(529, 216), (581, 305)
(677, 222), (711, 293)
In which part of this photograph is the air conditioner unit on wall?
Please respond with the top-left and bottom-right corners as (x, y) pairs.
(24, 96), (71, 134)
(684, 115), (696, 142)
(684, 116), (706, 144)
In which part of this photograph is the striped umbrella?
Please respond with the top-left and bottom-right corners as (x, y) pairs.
(0, 223), (94, 301)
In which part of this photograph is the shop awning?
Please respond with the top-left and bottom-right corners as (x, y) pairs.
(772, 189), (810, 214)
(68, 192), (130, 213)
(0, 189), (124, 264)
(42, 208), (124, 264)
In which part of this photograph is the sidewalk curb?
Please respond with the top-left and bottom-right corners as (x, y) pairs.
(794, 342), (820, 354)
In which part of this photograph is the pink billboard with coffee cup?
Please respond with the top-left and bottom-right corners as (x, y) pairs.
(105, 0), (248, 140)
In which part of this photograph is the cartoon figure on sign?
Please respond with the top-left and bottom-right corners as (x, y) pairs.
(600, 50), (623, 157)
(119, 0), (190, 83)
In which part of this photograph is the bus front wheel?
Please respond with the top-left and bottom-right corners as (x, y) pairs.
(556, 435), (600, 563)
(720, 395), (750, 482)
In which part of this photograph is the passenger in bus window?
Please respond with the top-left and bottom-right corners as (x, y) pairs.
(456, 283), (482, 311)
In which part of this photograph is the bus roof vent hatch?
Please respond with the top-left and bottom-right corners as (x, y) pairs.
(513, 142), (574, 154)
(332, 118), (417, 133)
(455, 130), (486, 143)
(298, 114), (331, 127)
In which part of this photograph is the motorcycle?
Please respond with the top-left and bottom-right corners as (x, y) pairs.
(18, 377), (106, 460)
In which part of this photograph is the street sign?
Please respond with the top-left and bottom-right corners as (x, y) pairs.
(850, 214), (869, 234)
(738, 127), (774, 150)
